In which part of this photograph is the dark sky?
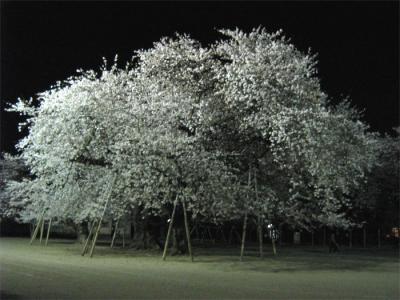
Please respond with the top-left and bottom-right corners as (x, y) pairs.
(1, 1), (399, 154)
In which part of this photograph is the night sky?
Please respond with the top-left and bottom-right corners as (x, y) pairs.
(1, 1), (398, 154)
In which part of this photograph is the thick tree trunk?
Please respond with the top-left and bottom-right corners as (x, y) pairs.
(76, 221), (89, 244)
(130, 209), (163, 250)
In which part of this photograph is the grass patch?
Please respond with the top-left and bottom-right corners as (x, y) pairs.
(0, 238), (399, 299)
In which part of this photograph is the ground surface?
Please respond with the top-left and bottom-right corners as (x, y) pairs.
(0, 238), (398, 299)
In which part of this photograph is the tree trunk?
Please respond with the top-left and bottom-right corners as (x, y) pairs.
(272, 237), (277, 255)
(130, 209), (163, 250)
(76, 221), (89, 244)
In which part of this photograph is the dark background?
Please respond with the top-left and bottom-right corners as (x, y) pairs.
(1, 1), (399, 154)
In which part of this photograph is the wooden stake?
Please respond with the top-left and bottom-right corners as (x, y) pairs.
(89, 219), (103, 257)
(39, 217), (45, 244)
(182, 199), (193, 262)
(82, 220), (97, 256)
(45, 218), (52, 246)
(162, 199), (177, 261)
(111, 218), (120, 248)
(240, 212), (248, 261)
(240, 167), (252, 261)
(89, 174), (116, 258)
(30, 216), (43, 245)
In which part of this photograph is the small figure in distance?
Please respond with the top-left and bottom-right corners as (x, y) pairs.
(329, 232), (340, 253)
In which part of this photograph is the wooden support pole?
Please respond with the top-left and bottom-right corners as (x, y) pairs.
(182, 199), (193, 262)
(240, 212), (248, 261)
(39, 217), (45, 244)
(82, 220), (97, 256)
(45, 218), (52, 246)
(162, 199), (177, 261)
(30, 216), (43, 245)
(89, 174), (116, 258)
(240, 167), (252, 261)
(89, 219), (103, 258)
(111, 219), (120, 248)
